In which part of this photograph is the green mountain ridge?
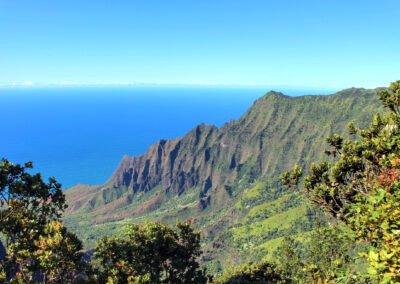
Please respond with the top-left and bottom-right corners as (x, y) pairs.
(64, 87), (382, 272)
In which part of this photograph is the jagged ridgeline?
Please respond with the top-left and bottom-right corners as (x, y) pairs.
(64, 88), (382, 272)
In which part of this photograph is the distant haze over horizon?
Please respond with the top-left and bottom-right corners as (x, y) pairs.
(0, 1), (399, 88)
(0, 81), (385, 95)
(0, 82), (344, 91)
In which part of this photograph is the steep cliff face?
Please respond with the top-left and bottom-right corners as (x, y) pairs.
(64, 88), (382, 269)
(108, 123), (219, 196)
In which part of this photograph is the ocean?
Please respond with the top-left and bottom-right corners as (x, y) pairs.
(0, 86), (336, 188)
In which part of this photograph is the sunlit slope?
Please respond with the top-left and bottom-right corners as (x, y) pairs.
(64, 87), (381, 269)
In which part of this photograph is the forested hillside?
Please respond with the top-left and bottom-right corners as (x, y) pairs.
(64, 87), (382, 272)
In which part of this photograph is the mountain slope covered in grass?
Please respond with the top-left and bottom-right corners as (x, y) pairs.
(64, 87), (382, 272)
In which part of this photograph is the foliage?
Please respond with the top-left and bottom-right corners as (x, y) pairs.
(94, 220), (208, 284)
(209, 179), (317, 271)
(2, 219), (85, 283)
(302, 223), (363, 283)
(276, 222), (368, 283)
(0, 159), (85, 283)
(0, 158), (66, 246)
(282, 80), (400, 282)
(33, 220), (85, 282)
(276, 232), (303, 281)
(210, 261), (291, 284)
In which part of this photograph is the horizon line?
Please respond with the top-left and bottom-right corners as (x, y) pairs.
(0, 81), (370, 90)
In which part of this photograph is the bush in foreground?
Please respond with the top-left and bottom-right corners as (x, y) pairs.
(211, 261), (291, 284)
(94, 220), (208, 284)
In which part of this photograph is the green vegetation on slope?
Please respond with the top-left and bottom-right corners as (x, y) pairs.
(63, 87), (383, 270)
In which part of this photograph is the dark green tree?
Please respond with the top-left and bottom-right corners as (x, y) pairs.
(94, 220), (208, 284)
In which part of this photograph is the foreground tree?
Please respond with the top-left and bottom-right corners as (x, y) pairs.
(0, 158), (66, 246)
(282, 80), (400, 282)
(0, 159), (85, 283)
(94, 220), (208, 284)
(2, 218), (85, 283)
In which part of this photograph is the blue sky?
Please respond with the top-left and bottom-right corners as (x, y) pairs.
(0, 0), (399, 88)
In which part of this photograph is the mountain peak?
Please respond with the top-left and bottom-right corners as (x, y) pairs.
(265, 90), (287, 97)
(251, 90), (290, 106)
(266, 90), (291, 98)
(242, 90), (290, 117)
